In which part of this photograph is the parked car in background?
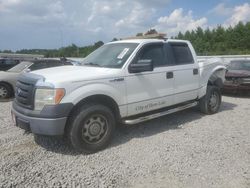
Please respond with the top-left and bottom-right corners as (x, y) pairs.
(0, 58), (21, 71)
(0, 59), (73, 99)
(223, 60), (250, 94)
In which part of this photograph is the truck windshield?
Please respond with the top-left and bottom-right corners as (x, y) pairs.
(81, 43), (139, 68)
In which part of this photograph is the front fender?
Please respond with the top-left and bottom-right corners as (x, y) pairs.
(62, 82), (125, 105)
(60, 81), (127, 117)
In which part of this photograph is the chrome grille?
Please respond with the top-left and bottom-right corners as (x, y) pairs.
(15, 74), (39, 109)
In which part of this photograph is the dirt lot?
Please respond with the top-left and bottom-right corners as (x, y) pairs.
(0, 95), (249, 188)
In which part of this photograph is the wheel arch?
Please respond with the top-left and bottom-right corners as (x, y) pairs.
(207, 67), (226, 88)
(198, 65), (226, 99)
(66, 94), (122, 129)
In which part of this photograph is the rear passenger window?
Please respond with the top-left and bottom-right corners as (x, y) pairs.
(170, 43), (194, 65)
(137, 44), (165, 67)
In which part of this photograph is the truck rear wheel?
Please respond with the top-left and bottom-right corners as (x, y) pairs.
(199, 86), (221, 114)
(67, 104), (115, 153)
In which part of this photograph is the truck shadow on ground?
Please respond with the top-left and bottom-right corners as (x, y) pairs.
(34, 101), (237, 155)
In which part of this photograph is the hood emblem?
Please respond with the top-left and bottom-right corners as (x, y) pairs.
(17, 88), (21, 95)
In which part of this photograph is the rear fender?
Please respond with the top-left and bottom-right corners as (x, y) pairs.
(198, 65), (226, 98)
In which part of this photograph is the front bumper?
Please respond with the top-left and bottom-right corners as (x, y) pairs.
(11, 102), (74, 136)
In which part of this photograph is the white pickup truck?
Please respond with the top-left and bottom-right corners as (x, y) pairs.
(12, 39), (226, 153)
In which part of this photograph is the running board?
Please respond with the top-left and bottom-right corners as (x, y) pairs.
(123, 101), (198, 125)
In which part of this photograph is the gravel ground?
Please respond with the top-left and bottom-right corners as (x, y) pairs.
(0, 95), (249, 188)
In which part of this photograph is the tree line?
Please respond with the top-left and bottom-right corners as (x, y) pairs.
(1, 21), (249, 57)
(0, 41), (105, 58)
(175, 21), (250, 55)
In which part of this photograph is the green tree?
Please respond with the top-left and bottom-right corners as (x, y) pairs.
(3, 50), (12, 53)
(175, 21), (250, 55)
(94, 41), (104, 48)
(177, 32), (184, 39)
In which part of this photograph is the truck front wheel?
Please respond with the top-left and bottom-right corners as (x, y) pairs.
(199, 86), (221, 114)
(67, 104), (115, 153)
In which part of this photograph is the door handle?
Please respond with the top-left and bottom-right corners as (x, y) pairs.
(166, 72), (174, 79)
(193, 69), (199, 75)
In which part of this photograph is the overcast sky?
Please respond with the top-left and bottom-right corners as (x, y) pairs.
(0, 0), (250, 51)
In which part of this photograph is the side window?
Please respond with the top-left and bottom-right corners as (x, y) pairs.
(29, 62), (47, 71)
(4, 59), (19, 65)
(137, 44), (165, 67)
(169, 43), (194, 65)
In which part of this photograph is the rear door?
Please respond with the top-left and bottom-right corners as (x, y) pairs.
(168, 42), (200, 104)
(125, 42), (175, 116)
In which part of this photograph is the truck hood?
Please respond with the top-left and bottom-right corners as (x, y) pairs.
(32, 66), (123, 83)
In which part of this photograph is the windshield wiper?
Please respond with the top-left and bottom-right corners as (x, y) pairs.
(83, 62), (102, 67)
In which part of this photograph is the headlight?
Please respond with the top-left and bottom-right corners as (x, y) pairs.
(34, 88), (65, 111)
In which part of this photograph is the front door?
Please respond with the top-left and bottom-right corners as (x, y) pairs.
(125, 43), (175, 116)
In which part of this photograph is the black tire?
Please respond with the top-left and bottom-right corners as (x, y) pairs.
(67, 103), (115, 153)
(0, 83), (12, 99)
(199, 86), (221, 114)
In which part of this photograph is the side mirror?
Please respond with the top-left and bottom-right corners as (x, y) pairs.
(129, 59), (153, 73)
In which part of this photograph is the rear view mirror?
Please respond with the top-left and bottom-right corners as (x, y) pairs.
(129, 59), (153, 73)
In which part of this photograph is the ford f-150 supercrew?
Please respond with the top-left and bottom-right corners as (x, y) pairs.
(11, 39), (226, 153)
